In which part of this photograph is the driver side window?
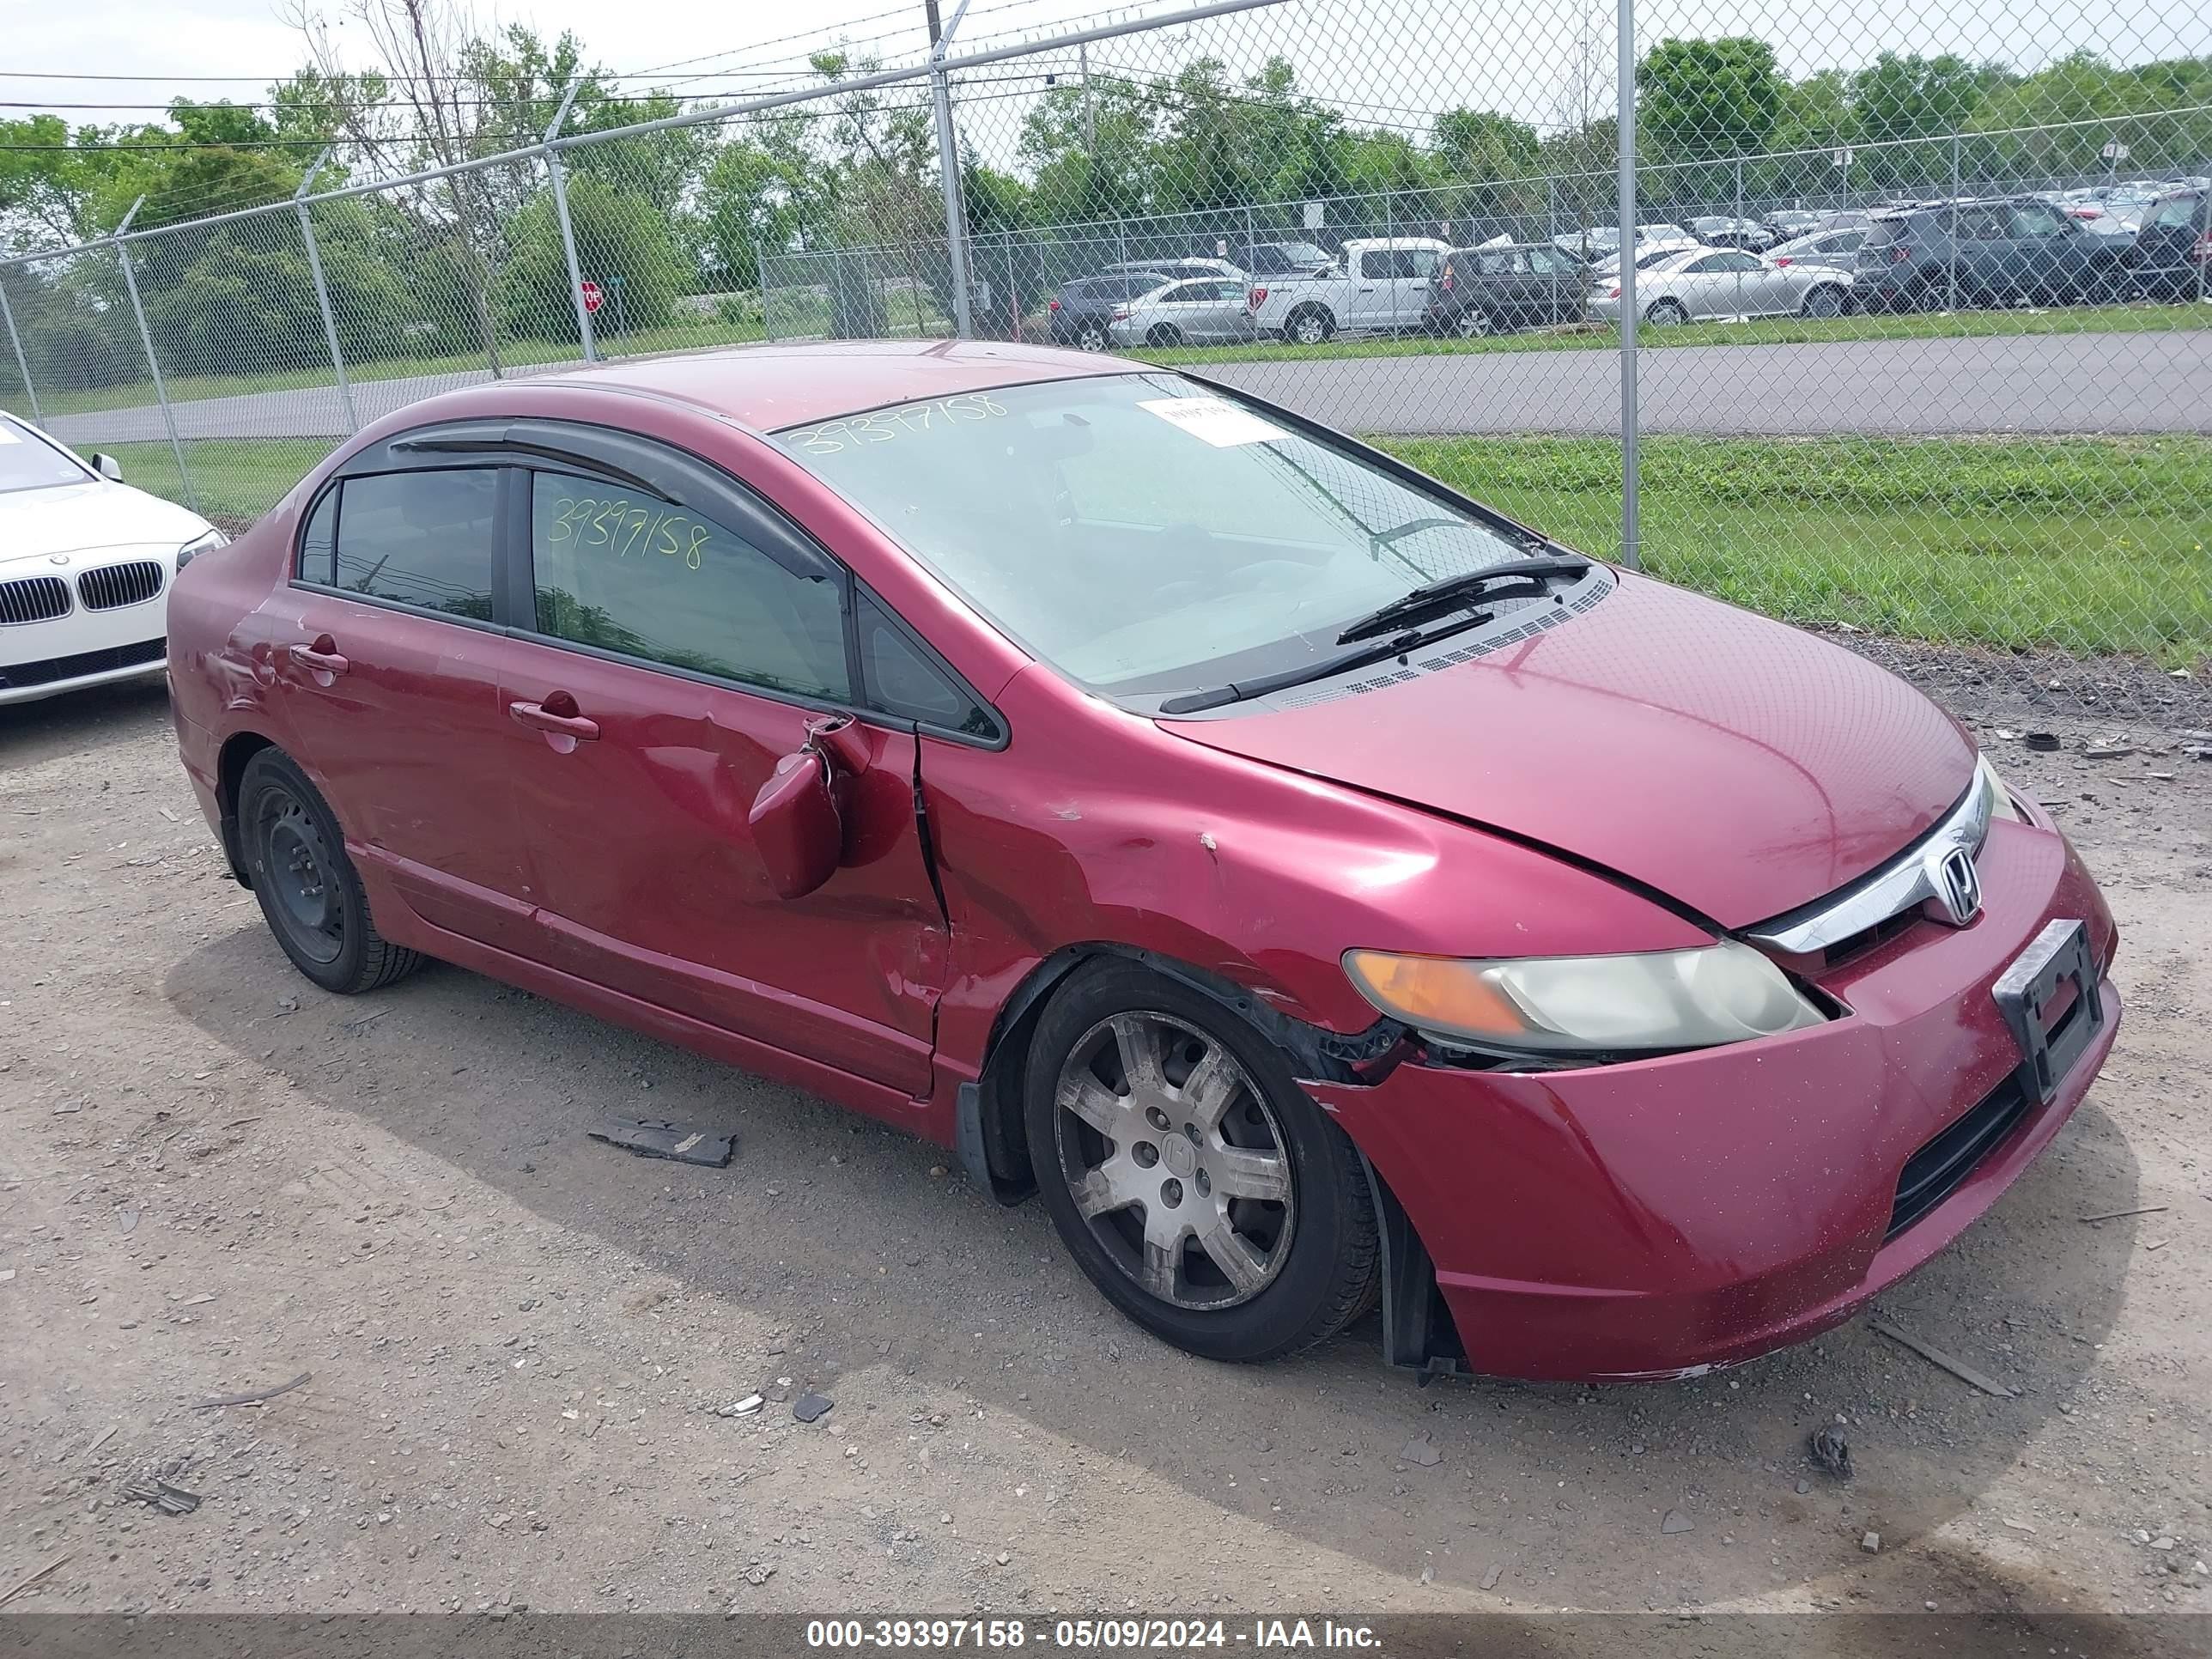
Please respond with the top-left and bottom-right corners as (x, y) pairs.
(527, 472), (849, 701)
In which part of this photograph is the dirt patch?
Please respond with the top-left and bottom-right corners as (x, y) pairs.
(1, 675), (2207, 1624)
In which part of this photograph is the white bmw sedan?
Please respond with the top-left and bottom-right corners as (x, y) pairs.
(0, 410), (224, 706)
(1591, 246), (1856, 325)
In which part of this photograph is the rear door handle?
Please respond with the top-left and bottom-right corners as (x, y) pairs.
(287, 635), (348, 678)
(509, 698), (600, 743)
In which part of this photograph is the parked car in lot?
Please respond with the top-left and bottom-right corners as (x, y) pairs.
(1767, 225), (1870, 272)
(1, 410), (225, 705)
(1854, 197), (2131, 312)
(1249, 237), (1452, 342)
(1048, 271), (1173, 351)
(1423, 242), (1590, 336)
(1689, 214), (1777, 252)
(1237, 239), (1334, 277)
(1107, 276), (1259, 347)
(167, 340), (2120, 1378)
(2123, 185), (2210, 299)
(1592, 246), (1855, 324)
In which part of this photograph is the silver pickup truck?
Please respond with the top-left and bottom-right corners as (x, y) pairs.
(1247, 237), (1455, 343)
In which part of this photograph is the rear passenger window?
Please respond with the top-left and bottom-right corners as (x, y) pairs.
(328, 469), (496, 619)
(529, 472), (849, 701)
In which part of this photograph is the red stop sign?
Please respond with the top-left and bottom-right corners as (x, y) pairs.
(579, 280), (604, 314)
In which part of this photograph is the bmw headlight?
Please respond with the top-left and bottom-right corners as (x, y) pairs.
(176, 528), (228, 572)
(1342, 939), (1826, 1057)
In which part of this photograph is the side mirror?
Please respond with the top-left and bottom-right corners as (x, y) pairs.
(91, 453), (123, 482)
(745, 715), (871, 902)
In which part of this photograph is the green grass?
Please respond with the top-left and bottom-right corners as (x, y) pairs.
(1374, 434), (2212, 665)
(1133, 296), (2212, 365)
(28, 316), (770, 418)
(107, 438), (338, 525)
(106, 431), (2212, 667)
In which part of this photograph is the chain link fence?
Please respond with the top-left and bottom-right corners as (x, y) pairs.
(2, 0), (2206, 711)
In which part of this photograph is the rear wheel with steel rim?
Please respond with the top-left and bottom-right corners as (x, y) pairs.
(1644, 297), (1688, 326)
(239, 748), (423, 996)
(1024, 961), (1378, 1361)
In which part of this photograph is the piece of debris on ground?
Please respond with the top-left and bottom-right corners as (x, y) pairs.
(587, 1116), (737, 1168)
(1808, 1426), (1854, 1480)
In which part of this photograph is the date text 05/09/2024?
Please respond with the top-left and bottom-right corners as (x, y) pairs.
(804, 1620), (1383, 1650)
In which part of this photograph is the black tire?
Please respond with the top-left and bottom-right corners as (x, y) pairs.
(1800, 284), (1846, 319)
(1454, 307), (1496, 337)
(1145, 323), (1183, 349)
(1286, 305), (1335, 345)
(1023, 960), (1378, 1363)
(1644, 297), (1688, 326)
(1075, 321), (1108, 351)
(238, 747), (423, 996)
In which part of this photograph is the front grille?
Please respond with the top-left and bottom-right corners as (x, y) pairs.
(0, 634), (166, 690)
(1887, 1073), (2034, 1240)
(76, 560), (165, 611)
(0, 575), (72, 626)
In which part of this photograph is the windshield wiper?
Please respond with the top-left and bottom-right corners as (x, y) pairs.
(1333, 554), (1592, 644)
(1158, 629), (1431, 716)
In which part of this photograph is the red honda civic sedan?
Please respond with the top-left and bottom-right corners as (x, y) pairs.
(167, 342), (2118, 1379)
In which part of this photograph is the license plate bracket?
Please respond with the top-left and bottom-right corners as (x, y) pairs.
(1992, 919), (2103, 1104)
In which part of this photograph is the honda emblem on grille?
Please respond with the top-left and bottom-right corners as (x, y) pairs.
(1930, 846), (1983, 927)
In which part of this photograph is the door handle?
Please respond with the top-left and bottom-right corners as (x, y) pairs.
(287, 635), (348, 678)
(509, 698), (600, 744)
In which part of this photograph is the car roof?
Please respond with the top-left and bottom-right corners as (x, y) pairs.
(521, 340), (1126, 434)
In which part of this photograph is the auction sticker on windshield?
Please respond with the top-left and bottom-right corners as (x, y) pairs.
(1138, 396), (1286, 447)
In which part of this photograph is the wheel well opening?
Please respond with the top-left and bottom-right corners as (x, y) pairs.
(216, 732), (276, 885)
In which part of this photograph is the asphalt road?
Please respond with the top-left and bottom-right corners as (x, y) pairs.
(38, 328), (2212, 445)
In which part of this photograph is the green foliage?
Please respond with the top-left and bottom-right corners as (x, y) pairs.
(1639, 37), (1790, 160)
(500, 173), (681, 342)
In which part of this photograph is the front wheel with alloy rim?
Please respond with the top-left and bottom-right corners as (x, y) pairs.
(1800, 284), (1846, 318)
(1454, 307), (1496, 337)
(1644, 298), (1688, 325)
(1075, 322), (1108, 351)
(1286, 306), (1335, 345)
(238, 748), (423, 996)
(1024, 961), (1378, 1362)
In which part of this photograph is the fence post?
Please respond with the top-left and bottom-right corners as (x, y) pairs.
(295, 149), (359, 434)
(1002, 235), (1018, 339)
(757, 244), (776, 342)
(1614, 0), (1639, 571)
(112, 200), (198, 516)
(1948, 132), (1962, 313)
(1734, 155), (1744, 228)
(0, 278), (40, 426)
(543, 85), (599, 365)
(928, 1), (978, 339)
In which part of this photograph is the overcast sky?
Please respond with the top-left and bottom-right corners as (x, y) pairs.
(5, 0), (2203, 143)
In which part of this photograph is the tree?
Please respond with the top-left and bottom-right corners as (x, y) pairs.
(1638, 37), (1788, 161)
(501, 172), (679, 341)
(1850, 53), (2004, 148)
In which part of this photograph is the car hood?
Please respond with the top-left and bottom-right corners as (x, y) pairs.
(0, 479), (208, 568)
(1159, 574), (1975, 929)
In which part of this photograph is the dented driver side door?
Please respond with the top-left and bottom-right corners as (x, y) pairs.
(491, 455), (951, 1098)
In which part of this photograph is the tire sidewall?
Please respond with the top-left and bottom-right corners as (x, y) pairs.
(239, 749), (375, 994)
(1022, 961), (1370, 1363)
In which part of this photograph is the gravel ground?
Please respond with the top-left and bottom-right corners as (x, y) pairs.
(1, 662), (2207, 1635)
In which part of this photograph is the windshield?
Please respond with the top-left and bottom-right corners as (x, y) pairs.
(774, 374), (1540, 706)
(0, 416), (92, 495)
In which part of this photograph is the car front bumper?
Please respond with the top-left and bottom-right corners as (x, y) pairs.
(1308, 816), (2119, 1382)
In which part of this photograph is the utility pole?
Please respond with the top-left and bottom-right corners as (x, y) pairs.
(1079, 42), (1097, 155)
(926, 0), (976, 338)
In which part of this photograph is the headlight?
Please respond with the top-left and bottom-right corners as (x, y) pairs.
(1342, 939), (1826, 1057)
(176, 528), (228, 572)
(1974, 753), (2021, 823)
